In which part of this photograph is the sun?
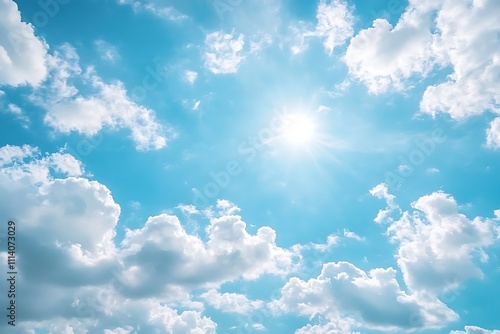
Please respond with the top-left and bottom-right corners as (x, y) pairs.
(282, 114), (316, 145)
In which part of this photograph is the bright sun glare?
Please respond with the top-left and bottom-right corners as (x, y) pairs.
(282, 114), (316, 145)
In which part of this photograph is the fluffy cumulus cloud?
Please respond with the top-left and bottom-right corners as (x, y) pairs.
(21, 297), (217, 334)
(269, 261), (457, 331)
(345, 1), (440, 93)
(0, 147), (114, 257)
(204, 31), (246, 74)
(0, 146), (298, 332)
(32, 44), (170, 151)
(277, 185), (499, 332)
(0, 0), (48, 87)
(451, 327), (500, 334)
(0, 145), (121, 333)
(346, 0), (500, 143)
(295, 319), (360, 334)
(0, 144), (38, 166)
(200, 289), (263, 314)
(291, 0), (354, 55)
(315, 0), (354, 54)
(118, 201), (298, 298)
(374, 188), (500, 294)
(71, 294), (217, 334)
(419, 0), (500, 120)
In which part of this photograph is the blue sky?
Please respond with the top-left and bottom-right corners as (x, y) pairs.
(0, 0), (499, 333)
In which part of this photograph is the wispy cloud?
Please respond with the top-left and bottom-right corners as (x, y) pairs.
(94, 39), (120, 62)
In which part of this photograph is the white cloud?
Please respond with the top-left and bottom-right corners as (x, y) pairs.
(118, 203), (298, 298)
(203, 29), (273, 75)
(385, 191), (499, 294)
(249, 33), (273, 53)
(346, 0), (500, 144)
(371, 186), (499, 296)
(0, 147), (120, 329)
(177, 204), (198, 215)
(333, 79), (351, 96)
(204, 31), (246, 74)
(2, 144), (497, 333)
(289, 21), (312, 55)
(45, 76), (168, 150)
(25, 295), (217, 334)
(49, 152), (84, 176)
(107, 298), (216, 334)
(292, 235), (339, 254)
(6, 102), (21, 114)
(426, 167), (440, 174)
(290, 0), (354, 55)
(251, 323), (266, 331)
(369, 183), (400, 223)
(486, 117), (500, 149)
(116, 0), (187, 21)
(200, 289), (263, 314)
(0, 146), (303, 331)
(2, 168), (297, 330)
(419, 0), (500, 120)
(270, 261), (457, 331)
(94, 40), (120, 62)
(314, 0), (354, 55)
(143, 3), (187, 21)
(366, 186), (500, 332)
(343, 229), (364, 241)
(34, 44), (170, 151)
(451, 327), (500, 334)
(104, 328), (134, 334)
(312, 235), (339, 251)
(398, 164), (411, 173)
(184, 70), (198, 85)
(193, 100), (201, 111)
(295, 318), (359, 334)
(0, 144), (38, 166)
(0, 0), (48, 87)
(345, 6), (438, 94)
(130, 200), (141, 210)
(41, 43), (81, 102)
(4, 102), (30, 126)
(316, 105), (332, 113)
